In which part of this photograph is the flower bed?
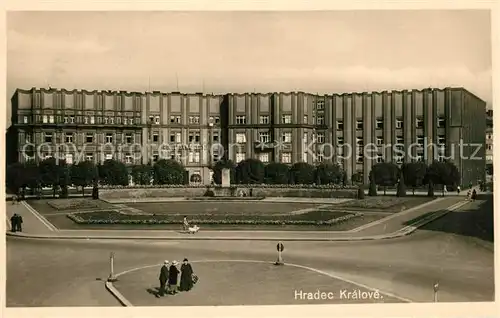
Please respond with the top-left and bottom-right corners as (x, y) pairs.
(67, 210), (362, 226)
(47, 199), (102, 210)
(99, 184), (359, 190)
(186, 197), (266, 201)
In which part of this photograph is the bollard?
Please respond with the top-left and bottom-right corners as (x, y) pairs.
(433, 282), (439, 302)
(108, 252), (117, 282)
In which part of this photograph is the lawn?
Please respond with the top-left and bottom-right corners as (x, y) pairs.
(336, 196), (434, 212)
(27, 199), (115, 215)
(125, 202), (322, 215)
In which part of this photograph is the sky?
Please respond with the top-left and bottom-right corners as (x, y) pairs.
(6, 10), (492, 126)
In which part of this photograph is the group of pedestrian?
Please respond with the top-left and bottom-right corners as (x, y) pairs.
(10, 213), (23, 232)
(467, 189), (478, 201)
(157, 258), (197, 297)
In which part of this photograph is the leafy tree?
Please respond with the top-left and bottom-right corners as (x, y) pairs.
(235, 158), (265, 184)
(342, 172), (348, 186)
(70, 160), (98, 196)
(57, 160), (70, 198)
(98, 159), (129, 186)
(6, 162), (28, 196)
(24, 161), (42, 197)
(153, 159), (186, 185)
(315, 162), (343, 185)
(425, 160), (461, 197)
(402, 162), (428, 195)
(264, 162), (290, 184)
(289, 162), (316, 185)
(368, 171), (377, 196)
(211, 159), (236, 185)
(131, 164), (154, 185)
(38, 157), (62, 197)
(371, 162), (400, 195)
(396, 169), (407, 197)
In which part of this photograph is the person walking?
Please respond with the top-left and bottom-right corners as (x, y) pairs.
(168, 260), (180, 295)
(456, 185), (461, 195)
(183, 216), (189, 232)
(179, 258), (194, 291)
(471, 189), (477, 201)
(157, 260), (170, 297)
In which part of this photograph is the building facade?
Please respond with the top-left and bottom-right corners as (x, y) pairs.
(7, 87), (486, 186)
(486, 109), (493, 164)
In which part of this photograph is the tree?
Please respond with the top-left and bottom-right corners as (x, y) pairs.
(371, 162), (400, 195)
(342, 172), (348, 186)
(315, 162), (343, 185)
(24, 161), (42, 197)
(211, 159), (236, 185)
(368, 171), (377, 196)
(425, 160), (461, 197)
(396, 169), (407, 197)
(6, 162), (28, 196)
(357, 185), (365, 199)
(402, 162), (428, 195)
(235, 158), (265, 184)
(289, 162), (316, 185)
(351, 172), (364, 184)
(70, 160), (98, 196)
(153, 159), (186, 185)
(98, 159), (129, 186)
(39, 157), (60, 198)
(131, 164), (153, 185)
(264, 162), (290, 184)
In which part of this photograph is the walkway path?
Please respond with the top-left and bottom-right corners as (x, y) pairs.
(5, 195), (472, 241)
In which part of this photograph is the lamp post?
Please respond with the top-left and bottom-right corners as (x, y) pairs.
(108, 252), (117, 282)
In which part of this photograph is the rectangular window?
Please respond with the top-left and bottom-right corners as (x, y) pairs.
(84, 117), (89, 124)
(356, 154), (364, 163)
(90, 116), (95, 124)
(116, 117), (121, 125)
(110, 117), (114, 125)
(259, 153), (269, 163)
(317, 132), (325, 143)
(105, 153), (113, 160)
(396, 118), (403, 129)
(416, 117), (424, 128)
(44, 133), (53, 143)
(282, 115), (292, 124)
(303, 133), (308, 143)
(417, 135), (425, 145)
(189, 116), (200, 124)
(126, 133), (133, 144)
(396, 136), (404, 144)
(86, 153), (93, 162)
(437, 135), (446, 145)
(317, 116), (324, 125)
(236, 152), (246, 163)
(170, 116), (181, 124)
(336, 120), (344, 130)
(23, 116), (29, 124)
(43, 115), (48, 123)
(376, 137), (383, 145)
(437, 117), (446, 128)
(303, 115), (308, 124)
(259, 132), (270, 143)
(282, 132), (292, 143)
(394, 155), (404, 164)
(153, 132), (159, 143)
(65, 133), (73, 143)
(356, 137), (363, 146)
(106, 133), (113, 143)
(47, 115), (54, 124)
(356, 120), (363, 130)
(194, 151), (201, 163)
(316, 153), (324, 163)
(214, 116), (220, 124)
(175, 133), (181, 143)
(376, 154), (384, 163)
(65, 153), (74, 164)
(189, 133), (201, 143)
(316, 100), (325, 110)
(155, 116), (161, 125)
(376, 119), (383, 129)
(125, 155), (133, 164)
(337, 136), (344, 145)
(236, 133), (246, 143)
(68, 116), (74, 123)
(281, 153), (292, 163)
(213, 132), (219, 142)
(86, 133), (93, 143)
(260, 115), (270, 124)
(236, 115), (246, 124)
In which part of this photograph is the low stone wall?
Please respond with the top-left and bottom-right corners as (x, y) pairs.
(100, 186), (358, 199)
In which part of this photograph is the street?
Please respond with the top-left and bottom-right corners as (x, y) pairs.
(5, 196), (494, 306)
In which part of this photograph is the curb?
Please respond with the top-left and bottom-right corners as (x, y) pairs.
(6, 200), (471, 242)
(105, 280), (133, 307)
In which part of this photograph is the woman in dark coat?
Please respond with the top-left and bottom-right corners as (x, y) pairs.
(179, 258), (194, 291)
(168, 261), (180, 294)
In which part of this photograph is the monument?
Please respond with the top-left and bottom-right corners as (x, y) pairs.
(221, 168), (231, 187)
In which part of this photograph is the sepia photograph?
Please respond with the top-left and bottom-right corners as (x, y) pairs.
(4, 7), (495, 312)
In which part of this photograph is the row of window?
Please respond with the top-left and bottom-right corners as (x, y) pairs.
(20, 114), (222, 126)
(234, 115), (447, 129)
(234, 132), (447, 146)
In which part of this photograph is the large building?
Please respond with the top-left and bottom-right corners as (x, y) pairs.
(6, 87), (486, 186)
(486, 109), (493, 165)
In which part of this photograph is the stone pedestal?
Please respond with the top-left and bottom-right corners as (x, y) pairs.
(221, 168), (231, 187)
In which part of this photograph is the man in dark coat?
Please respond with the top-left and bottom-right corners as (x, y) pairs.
(168, 261), (180, 294)
(179, 258), (194, 291)
(15, 214), (23, 232)
(10, 214), (17, 232)
(157, 260), (170, 297)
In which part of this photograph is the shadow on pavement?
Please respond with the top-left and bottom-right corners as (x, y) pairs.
(147, 287), (160, 297)
(403, 194), (494, 243)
